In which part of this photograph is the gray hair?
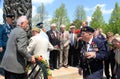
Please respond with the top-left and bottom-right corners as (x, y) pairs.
(17, 16), (27, 26)
(60, 24), (66, 28)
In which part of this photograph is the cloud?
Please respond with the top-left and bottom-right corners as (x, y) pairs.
(32, 6), (37, 17)
(0, 0), (3, 24)
(0, 8), (3, 24)
(87, 16), (92, 23)
(32, 0), (54, 17)
(85, 4), (113, 15)
(84, 7), (93, 12)
(32, 0), (54, 5)
(95, 4), (113, 14)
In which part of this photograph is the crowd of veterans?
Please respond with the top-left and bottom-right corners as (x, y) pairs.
(0, 14), (120, 79)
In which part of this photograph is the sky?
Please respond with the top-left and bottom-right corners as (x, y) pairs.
(0, 0), (120, 24)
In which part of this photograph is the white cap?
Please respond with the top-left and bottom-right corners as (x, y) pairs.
(70, 25), (75, 29)
(114, 36), (120, 42)
(60, 24), (66, 28)
(51, 23), (56, 27)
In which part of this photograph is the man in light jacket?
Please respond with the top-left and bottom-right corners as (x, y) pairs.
(0, 16), (35, 79)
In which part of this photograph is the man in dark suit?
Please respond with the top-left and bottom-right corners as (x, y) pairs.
(1, 16), (35, 79)
(68, 24), (79, 67)
(79, 26), (107, 79)
(0, 14), (15, 75)
(47, 23), (60, 70)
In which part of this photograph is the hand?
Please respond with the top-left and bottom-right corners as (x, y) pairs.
(0, 47), (3, 53)
(55, 45), (59, 49)
(93, 48), (98, 51)
(78, 67), (83, 75)
(63, 44), (67, 48)
(31, 56), (36, 63)
(77, 37), (82, 41)
(85, 52), (96, 59)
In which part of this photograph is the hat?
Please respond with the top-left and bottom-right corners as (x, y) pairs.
(60, 24), (66, 28)
(6, 14), (15, 18)
(70, 25), (75, 29)
(107, 32), (114, 37)
(51, 23), (56, 27)
(32, 27), (40, 33)
(36, 22), (43, 28)
(113, 36), (120, 42)
(81, 26), (95, 33)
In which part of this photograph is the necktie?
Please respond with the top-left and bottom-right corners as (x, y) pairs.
(53, 31), (57, 37)
(71, 33), (74, 46)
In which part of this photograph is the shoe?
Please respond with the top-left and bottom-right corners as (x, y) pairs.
(55, 66), (59, 69)
(50, 67), (54, 70)
(64, 65), (68, 68)
(111, 76), (116, 79)
(106, 77), (110, 79)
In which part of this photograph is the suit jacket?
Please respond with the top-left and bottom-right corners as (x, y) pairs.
(0, 24), (8, 48)
(80, 37), (107, 77)
(0, 23), (13, 48)
(59, 31), (70, 49)
(69, 32), (77, 48)
(27, 34), (54, 62)
(1, 26), (32, 73)
(47, 30), (60, 47)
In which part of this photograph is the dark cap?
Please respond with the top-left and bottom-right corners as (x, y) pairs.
(36, 22), (43, 28)
(81, 26), (95, 33)
(6, 14), (15, 18)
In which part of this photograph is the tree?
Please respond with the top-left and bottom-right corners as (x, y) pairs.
(51, 3), (70, 31)
(3, 0), (32, 38)
(74, 5), (86, 21)
(90, 6), (105, 29)
(72, 19), (82, 29)
(32, 3), (47, 26)
(109, 2), (120, 34)
(37, 3), (47, 22)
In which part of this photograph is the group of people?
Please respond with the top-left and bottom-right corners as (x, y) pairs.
(0, 14), (120, 79)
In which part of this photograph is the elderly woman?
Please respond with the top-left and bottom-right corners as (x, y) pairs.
(112, 35), (120, 79)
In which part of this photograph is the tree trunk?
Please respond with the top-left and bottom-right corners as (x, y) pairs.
(3, 0), (32, 38)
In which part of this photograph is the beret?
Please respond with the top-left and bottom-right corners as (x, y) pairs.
(6, 14), (15, 18)
(36, 22), (43, 28)
(81, 26), (95, 33)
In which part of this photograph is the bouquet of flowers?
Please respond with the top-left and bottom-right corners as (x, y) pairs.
(25, 56), (52, 79)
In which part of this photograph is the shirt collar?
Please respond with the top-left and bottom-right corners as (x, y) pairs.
(88, 36), (93, 44)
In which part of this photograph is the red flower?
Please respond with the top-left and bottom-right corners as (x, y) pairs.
(75, 29), (80, 34)
(91, 42), (94, 45)
(37, 56), (43, 61)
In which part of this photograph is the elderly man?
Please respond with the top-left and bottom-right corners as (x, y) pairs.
(112, 36), (120, 79)
(0, 14), (15, 75)
(1, 16), (35, 79)
(59, 24), (70, 68)
(47, 23), (60, 70)
(79, 26), (107, 79)
(68, 24), (78, 67)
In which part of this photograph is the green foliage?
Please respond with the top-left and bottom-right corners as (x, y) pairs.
(51, 3), (70, 31)
(109, 2), (120, 34)
(72, 19), (82, 29)
(74, 5), (86, 21)
(90, 6), (105, 29)
(37, 3), (47, 22)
